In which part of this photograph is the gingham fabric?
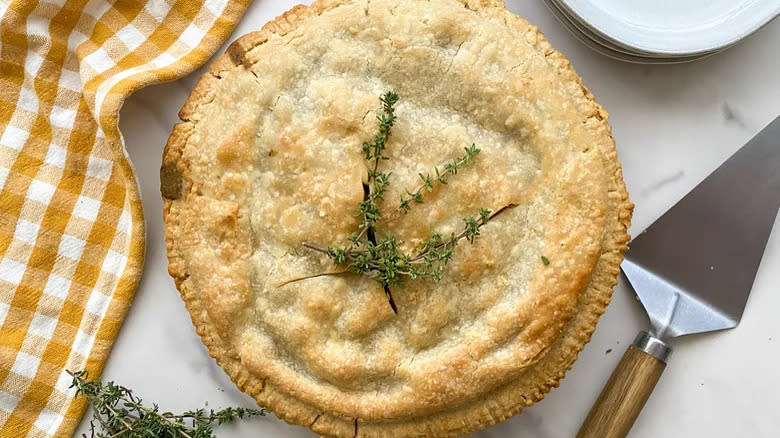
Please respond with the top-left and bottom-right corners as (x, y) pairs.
(0, 1), (250, 437)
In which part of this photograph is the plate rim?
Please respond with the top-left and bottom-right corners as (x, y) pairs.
(543, 0), (714, 64)
(556, 0), (780, 55)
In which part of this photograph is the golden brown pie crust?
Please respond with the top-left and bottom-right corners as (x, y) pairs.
(162, 0), (633, 436)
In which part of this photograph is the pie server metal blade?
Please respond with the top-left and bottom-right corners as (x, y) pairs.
(579, 115), (780, 438)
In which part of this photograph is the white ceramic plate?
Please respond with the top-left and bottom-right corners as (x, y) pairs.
(544, 0), (715, 63)
(558, 0), (780, 56)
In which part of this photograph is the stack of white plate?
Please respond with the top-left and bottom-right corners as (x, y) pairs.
(544, 0), (780, 63)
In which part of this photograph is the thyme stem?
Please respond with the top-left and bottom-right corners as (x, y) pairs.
(275, 271), (348, 288)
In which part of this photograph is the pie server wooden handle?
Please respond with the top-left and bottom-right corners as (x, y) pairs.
(577, 331), (671, 438)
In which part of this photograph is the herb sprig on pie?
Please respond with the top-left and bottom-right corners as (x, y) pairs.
(290, 91), (521, 312)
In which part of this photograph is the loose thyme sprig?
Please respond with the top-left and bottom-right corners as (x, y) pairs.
(68, 370), (265, 438)
(398, 144), (480, 213)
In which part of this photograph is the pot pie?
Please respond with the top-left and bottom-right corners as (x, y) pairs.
(161, 0), (632, 436)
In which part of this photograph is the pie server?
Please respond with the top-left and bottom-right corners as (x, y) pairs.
(578, 116), (780, 438)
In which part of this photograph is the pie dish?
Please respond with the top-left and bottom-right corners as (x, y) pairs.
(161, 0), (633, 436)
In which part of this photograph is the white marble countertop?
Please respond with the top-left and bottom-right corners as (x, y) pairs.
(76, 1), (780, 437)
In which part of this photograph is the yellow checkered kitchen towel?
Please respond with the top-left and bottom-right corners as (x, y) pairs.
(0, 1), (250, 437)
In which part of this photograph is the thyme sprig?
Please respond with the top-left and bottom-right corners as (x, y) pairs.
(346, 91), (399, 253)
(68, 370), (265, 438)
(298, 91), (502, 285)
(398, 144), (480, 213)
(287, 91), (516, 312)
